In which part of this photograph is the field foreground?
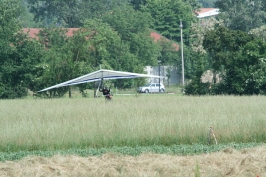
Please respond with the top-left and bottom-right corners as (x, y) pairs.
(1, 95), (266, 151)
(0, 146), (265, 177)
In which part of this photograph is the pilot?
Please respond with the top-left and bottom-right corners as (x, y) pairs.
(99, 86), (110, 96)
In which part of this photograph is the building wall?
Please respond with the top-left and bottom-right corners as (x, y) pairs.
(144, 66), (181, 85)
(201, 70), (220, 83)
(145, 67), (221, 85)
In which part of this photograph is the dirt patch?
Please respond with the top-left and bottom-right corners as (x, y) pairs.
(0, 146), (265, 177)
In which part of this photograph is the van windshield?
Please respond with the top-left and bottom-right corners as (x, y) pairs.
(143, 84), (151, 87)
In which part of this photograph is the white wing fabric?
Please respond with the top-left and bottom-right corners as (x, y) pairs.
(38, 69), (163, 92)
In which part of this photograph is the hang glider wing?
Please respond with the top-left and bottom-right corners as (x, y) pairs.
(38, 69), (163, 92)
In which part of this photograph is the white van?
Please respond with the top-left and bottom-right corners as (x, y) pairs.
(137, 83), (165, 93)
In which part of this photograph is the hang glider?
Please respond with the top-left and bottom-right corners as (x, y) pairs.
(38, 69), (163, 92)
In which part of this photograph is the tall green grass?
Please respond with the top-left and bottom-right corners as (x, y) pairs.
(1, 95), (265, 151)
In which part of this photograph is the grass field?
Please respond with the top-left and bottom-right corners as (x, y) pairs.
(1, 93), (265, 154)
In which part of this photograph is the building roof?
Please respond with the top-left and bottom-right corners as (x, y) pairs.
(23, 28), (179, 51)
(23, 28), (79, 39)
(195, 8), (219, 18)
(150, 32), (179, 51)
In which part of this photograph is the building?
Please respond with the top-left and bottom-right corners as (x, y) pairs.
(23, 28), (79, 39)
(195, 8), (220, 18)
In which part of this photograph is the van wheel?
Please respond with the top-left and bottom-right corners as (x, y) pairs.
(160, 89), (164, 92)
(145, 89), (149, 93)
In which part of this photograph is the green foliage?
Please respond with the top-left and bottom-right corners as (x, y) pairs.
(190, 17), (222, 54)
(35, 28), (73, 97)
(158, 39), (180, 67)
(185, 81), (210, 95)
(0, 0), (22, 60)
(101, 5), (160, 88)
(129, 0), (147, 10)
(0, 0), (44, 98)
(199, 0), (216, 7)
(82, 19), (122, 67)
(141, 0), (195, 43)
(194, 162), (201, 177)
(27, 0), (83, 27)
(204, 26), (253, 70)
(0, 0), (22, 30)
(0, 34), (44, 98)
(19, 0), (41, 27)
(249, 25), (266, 42)
(139, 0), (197, 83)
(35, 21), (122, 97)
(202, 26), (266, 95)
(0, 143), (263, 162)
(27, 0), (129, 27)
(5, 0), (266, 98)
(185, 53), (211, 95)
(241, 40), (266, 94)
(188, 18), (223, 84)
(183, 0), (202, 11)
(215, 0), (266, 32)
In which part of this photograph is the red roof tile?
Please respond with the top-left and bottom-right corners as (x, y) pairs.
(150, 32), (179, 51)
(23, 28), (40, 39)
(195, 8), (217, 15)
(23, 28), (79, 39)
(23, 28), (179, 51)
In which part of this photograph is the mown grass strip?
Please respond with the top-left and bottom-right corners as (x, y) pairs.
(0, 143), (264, 162)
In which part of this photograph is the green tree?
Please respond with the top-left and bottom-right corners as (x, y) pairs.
(203, 26), (266, 95)
(19, 0), (41, 27)
(0, 32), (45, 98)
(239, 39), (266, 94)
(190, 18), (222, 54)
(188, 17), (223, 83)
(158, 39), (180, 66)
(249, 25), (266, 42)
(129, 0), (147, 10)
(27, 0), (129, 27)
(141, 0), (195, 43)
(37, 19), (124, 97)
(0, 0), (44, 98)
(183, 0), (202, 11)
(36, 28), (73, 97)
(184, 53), (210, 95)
(130, 0), (201, 11)
(27, 0), (84, 27)
(199, 0), (216, 7)
(102, 5), (160, 88)
(215, 0), (266, 32)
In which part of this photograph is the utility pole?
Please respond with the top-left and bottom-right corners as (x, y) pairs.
(158, 60), (161, 92)
(180, 20), (185, 85)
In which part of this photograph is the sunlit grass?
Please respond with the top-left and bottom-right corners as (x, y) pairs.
(1, 94), (266, 151)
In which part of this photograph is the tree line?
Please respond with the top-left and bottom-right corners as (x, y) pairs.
(186, 0), (266, 95)
(1, 0), (266, 98)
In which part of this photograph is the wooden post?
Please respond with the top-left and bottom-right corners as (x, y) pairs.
(68, 86), (71, 98)
(208, 126), (218, 145)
